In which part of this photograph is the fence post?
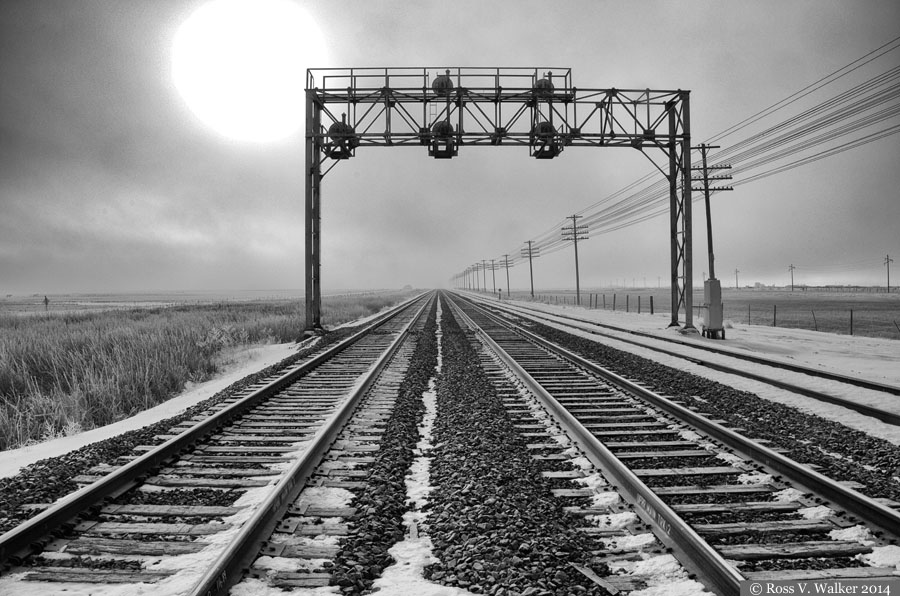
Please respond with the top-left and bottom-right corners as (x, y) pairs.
(627, 295), (630, 313)
(811, 310), (818, 331)
(613, 294), (616, 311)
(638, 295), (642, 314)
(773, 304), (777, 327)
(603, 294), (606, 309)
(748, 304), (751, 325)
(850, 309), (853, 335)
(650, 296), (654, 315)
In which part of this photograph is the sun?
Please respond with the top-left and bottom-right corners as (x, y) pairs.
(172, 0), (326, 143)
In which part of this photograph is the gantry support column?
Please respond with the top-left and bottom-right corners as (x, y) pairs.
(667, 92), (695, 330)
(305, 90), (323, 332)
(681, 92), (695, 331)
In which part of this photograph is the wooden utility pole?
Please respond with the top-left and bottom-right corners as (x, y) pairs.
(490, 259), (497, 294)
(734, 268), (740, 288)
(562, 215), (589, 305)
(503, 254), (511, 299)
(521, 240), (538, 298)
(887, 254), (894, 293)
(789, 264), (795, 291)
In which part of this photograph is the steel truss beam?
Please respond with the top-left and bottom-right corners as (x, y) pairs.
(304, 67), (693, 331)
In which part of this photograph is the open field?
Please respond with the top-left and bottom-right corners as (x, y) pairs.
(0, 290), (418, 450)
(505, 287), (900, 340)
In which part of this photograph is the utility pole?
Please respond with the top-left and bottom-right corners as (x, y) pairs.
(490, 259), (497, 294)
(521, 241), (538, 298)
(887, 254), (894, 293)
(562, 215), (589, 306)
(503, 254), (511, 299)
(481, 260), (487, 292)
(691, 143), (732, 339)
(735, 268), (740, 288)
(691, 144), (732, 281)
(789, 264), (795, 291)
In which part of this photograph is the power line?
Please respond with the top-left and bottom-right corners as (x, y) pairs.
(461, 36), (900, 281)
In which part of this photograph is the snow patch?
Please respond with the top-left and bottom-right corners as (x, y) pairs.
(715, 452), (745, 466)
(772, 487), (805, 502)
(296, 486), (355, 509)
(587, 511), (638, 530)
(737, 472), (773, 485)
(231, 577), (340, 595)
(830, 524), (875, 545)
(798, 505), (834, 519)
(601, 532), (658, 551)
(857, 545), (900, 569)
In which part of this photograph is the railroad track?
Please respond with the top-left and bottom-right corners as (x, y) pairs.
(443, 291), (900, 595)
(0, 292), (434, 595)
(459, 292), (900, 426)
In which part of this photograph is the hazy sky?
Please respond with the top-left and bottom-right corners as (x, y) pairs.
(1, 0), (898, 295)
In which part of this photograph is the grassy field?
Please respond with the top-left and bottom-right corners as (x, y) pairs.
(0, 290), (417, 450)
(505, 287), (900, 340)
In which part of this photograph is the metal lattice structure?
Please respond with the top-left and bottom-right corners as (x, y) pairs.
(305, 67), (693, 331)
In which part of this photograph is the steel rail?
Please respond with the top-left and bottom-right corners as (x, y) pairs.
(0, 292), (429, 570)
(460, 293), (900, 426)
(457, 294), (900, 538)
(464, 291), (900, 397)
(189, 293), (434, 596)
(444, 295), (745, 596)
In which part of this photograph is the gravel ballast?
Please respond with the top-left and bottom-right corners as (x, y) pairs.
(422, 304), (612, 596)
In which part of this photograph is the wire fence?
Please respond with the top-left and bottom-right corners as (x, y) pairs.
(493, 289), (900, 340)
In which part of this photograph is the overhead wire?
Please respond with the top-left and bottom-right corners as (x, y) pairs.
(459, 35), (900, 280)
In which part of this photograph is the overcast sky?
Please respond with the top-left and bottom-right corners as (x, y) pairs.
(1, 0), (898, 295)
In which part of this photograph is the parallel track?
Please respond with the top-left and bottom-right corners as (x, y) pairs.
(460, 292), (900, 425)
(444, 291), (900, 595)
(0, 292), (434, 595)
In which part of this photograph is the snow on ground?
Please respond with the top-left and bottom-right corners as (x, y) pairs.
(483, 295), (900, 444)
(609, 554), (710, 595)
(0, 341), (303, 479)
(492, 296), (900, 386)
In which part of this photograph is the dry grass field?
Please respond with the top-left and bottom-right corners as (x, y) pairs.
(0, 290), (417, 450)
